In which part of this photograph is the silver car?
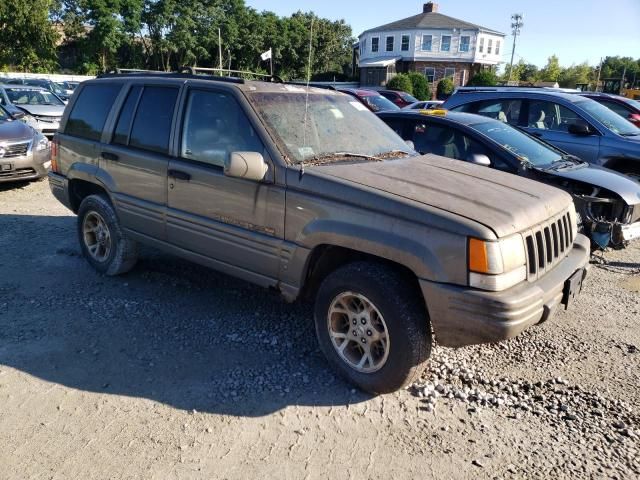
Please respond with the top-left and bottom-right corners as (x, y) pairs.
(0, 105), (50, 183)
(0, 85), (65, 138)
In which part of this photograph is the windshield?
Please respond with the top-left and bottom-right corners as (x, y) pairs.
(0, 106), (10, 122)
(5, 88), (64, 106)
(399, 92), (418, 103)
(576, 98), (640, 135)
(472, 121), (563, 167)
(248, 90), (412, 164)
(626, 98), (640, 110)
(361, 94), (400, 112)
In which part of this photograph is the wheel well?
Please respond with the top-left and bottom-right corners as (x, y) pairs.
(68, 179), (109, 213)
(301, 245), (423, 301)
(602, 158), (640, 174)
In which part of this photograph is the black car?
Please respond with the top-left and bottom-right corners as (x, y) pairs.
(378, 109), (640, 248)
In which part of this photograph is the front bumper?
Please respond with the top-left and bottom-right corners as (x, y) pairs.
(0, 149), (49, 184)
(420, 233), (590, 348)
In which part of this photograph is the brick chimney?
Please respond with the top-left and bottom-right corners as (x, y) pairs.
(423, 2), (438, 13)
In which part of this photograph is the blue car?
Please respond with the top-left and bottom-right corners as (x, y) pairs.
(442, 88), (640, 180)
(377, 109), (640, 248)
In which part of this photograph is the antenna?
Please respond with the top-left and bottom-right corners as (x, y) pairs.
(302, 17), (315, 151)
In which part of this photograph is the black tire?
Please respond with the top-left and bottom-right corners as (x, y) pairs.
(314, 261), (432, 394)
(77, 194), (138, 276)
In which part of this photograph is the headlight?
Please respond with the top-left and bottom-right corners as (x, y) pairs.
(35, 134), (50, 151)
(468, 235), (527, 291)
(20, 114), (38, 127)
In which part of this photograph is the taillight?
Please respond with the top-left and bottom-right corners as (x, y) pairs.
(50, 135), (59, 173)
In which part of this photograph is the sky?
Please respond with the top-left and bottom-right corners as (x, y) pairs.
(245, 0), (640, 69)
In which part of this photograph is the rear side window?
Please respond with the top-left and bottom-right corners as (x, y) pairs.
(113, 85), (142, 145)
(65, 84), (122, 141)
(129, 87), (178, 154)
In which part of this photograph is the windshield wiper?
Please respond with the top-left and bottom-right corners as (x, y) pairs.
(301, 152), (382, 165)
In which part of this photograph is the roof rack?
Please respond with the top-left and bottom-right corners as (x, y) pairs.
(97, 66), (284, 84)
(455, 86), (579, 94)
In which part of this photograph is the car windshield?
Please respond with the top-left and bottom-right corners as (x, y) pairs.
(626, 98), (640, 110)
(0, 106), (10, 122)
(5, 88), (64, 106)
(361, 94), (400, 112)
(576, 98), (640, 136)
(472, 121), (563, 167)
(248, 90), (413, 164)
(400, 92), (418, 103)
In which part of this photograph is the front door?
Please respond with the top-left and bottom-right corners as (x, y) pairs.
(166, 86), (285, 282)
(521, 99), (601, 163)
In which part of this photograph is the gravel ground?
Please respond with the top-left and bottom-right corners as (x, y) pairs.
(0, 179), (638, 479)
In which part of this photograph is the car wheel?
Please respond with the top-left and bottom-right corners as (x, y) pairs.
(77, 194), (138, 276)
(314, 261), (432, 394)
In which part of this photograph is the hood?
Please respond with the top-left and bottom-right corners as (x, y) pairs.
(309, 154), (572, 238)
(540, 164), (640, 206)
(15, 104), (65, 117)
(0, 120), (35, 142)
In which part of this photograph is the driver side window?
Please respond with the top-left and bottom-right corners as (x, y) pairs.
(181, 90), (263, 168)
(527, 100), (587, 132)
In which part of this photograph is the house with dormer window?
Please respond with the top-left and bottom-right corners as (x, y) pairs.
(358, 2), (505, 89)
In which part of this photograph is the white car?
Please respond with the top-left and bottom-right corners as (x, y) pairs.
(404, 100), (444, 110)
(0, 85), (65, 138)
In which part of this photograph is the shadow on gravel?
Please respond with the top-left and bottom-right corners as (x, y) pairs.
(0, 180), (32, 193)
(0, 214), (369, 417)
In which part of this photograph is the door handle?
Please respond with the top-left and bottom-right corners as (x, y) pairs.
(168, 169), (191, 181)
(101, 151), (119, 161)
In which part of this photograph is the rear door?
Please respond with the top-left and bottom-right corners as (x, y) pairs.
(99, 83), (180, 239)
(521, 99), (600, 162)
(166, 84), (285, 283)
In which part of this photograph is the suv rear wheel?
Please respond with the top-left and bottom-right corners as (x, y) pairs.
(77, 194), (138, 276)
(314, 261), (431, 394)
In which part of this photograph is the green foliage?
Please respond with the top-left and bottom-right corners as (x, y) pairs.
(539, 55), (562, 82)
(436, 78), (454, 99)
(0, 0), (58, 71)
(558, 62), (595, 88)
(467, 70), (498, 86)
(386, 74), (413, 95)
(407, 72), (430, 100)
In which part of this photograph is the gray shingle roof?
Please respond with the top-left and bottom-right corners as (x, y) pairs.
(361, 12), (505, 36)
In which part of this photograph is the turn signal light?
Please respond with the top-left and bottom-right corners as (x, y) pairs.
(50, 135), (59, 173)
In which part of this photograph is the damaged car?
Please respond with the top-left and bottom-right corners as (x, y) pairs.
(378, 109), (640, 249)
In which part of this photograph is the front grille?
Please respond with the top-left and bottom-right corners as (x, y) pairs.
(1, 141), (31, 158)
(34, 115), (60, 123)
(0, 167), (36, 179)
(524, 208), (575, 281)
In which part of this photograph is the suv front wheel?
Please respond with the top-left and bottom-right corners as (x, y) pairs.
(77, 194), (138, 276)
(314, 262), (432, 394)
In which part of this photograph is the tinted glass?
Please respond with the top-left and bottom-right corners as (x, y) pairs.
(411, 122), (489, 161)
(113, 85), (142, 145)
(473, 121), (562, 167)
(465, 99), (523, 126)
(181, 90), (263, 168)
(362, 95), (400, 112)
(0, 106), (9, 122)
(65, 84), (121, 141)
(129, 86), (178, 154)
(527, 100), (585, 132)
(576, 98), (640, 135)
(596, 99), (632, 118)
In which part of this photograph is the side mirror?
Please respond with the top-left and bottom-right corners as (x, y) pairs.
(225, 151), (268, 181)
(469, 153), (491, 166)
(568, 122), (591, 135)
(10, 110), (25, 120)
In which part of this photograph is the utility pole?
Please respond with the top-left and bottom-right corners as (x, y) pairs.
(508, 13), (524, 84)
(218, 28), (223, 71)
(595, 57), (603, 92)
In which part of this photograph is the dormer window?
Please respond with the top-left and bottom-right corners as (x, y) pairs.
(441, 35), (451, 52)
(386, 36), (395, 52)
(401, 35), (410, 52)
(421, 35), (432, 51)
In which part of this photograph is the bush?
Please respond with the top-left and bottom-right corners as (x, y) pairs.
(386, 73), (413, 95)
(407, 72), (430, 100)
(467, 70), (498, 86)
(436, 77), (454, 99)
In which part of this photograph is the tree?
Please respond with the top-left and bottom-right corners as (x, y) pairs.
(436, 77), (454, 99)
(467, 70), (498, 86)
(0, 0), (58, 71)
(558, 62), (595, 88)
(539, 55), (561, 82)
(387, 74), (413, 94)
(407, 72), (430, 100)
